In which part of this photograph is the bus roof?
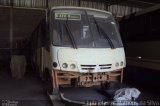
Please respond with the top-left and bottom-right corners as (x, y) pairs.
(51, 6), (112, 15)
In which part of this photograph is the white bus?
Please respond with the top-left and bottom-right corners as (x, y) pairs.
(29, 6), (126, 92)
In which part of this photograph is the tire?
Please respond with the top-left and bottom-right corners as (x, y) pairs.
(43, 68), (53, 94)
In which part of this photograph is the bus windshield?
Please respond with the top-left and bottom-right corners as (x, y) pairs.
(51, 8), (123, 48)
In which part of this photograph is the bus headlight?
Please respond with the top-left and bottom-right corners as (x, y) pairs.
(115, 62), (119, 67)
(120, 61), (123, 66)
(70, 64), (76, 69)
(62, 63), (68, 68)
(53, 62), (58, 68)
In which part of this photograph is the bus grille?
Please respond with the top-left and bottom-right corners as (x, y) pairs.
(81, 65), (96, 70)
(99, 64), (112, 69)
(81, 64), (112, 71)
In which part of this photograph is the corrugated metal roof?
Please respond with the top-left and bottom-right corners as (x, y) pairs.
(0, 0), (159, 18)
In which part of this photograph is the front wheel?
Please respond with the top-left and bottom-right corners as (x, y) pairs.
(43, 68), (53, 94)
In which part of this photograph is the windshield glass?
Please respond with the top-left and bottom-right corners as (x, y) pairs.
(51, 8), (123, 48)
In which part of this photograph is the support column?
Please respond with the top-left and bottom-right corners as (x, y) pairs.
(10, 0), (14, 54)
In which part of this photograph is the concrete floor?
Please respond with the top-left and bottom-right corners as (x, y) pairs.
(0, 63), (52, 106)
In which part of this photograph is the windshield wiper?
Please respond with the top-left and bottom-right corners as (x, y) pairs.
(64, 21), (77, 49)
(93, 18), (115, 49)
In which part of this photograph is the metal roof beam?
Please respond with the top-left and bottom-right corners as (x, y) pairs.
(129, 0), (157, 5)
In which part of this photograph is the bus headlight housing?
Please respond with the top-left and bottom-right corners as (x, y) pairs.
(115, 62), (119, 67)
(62, 63), (68, 68)
(53, 62), (58, 68)
(70, 64), (76, 69)
(120, 61), (123, 66)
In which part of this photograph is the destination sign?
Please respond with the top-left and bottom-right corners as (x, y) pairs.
(55, 13), (81, 20)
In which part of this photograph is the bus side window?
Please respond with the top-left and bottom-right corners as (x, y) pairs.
(41, 20), (50, 52)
